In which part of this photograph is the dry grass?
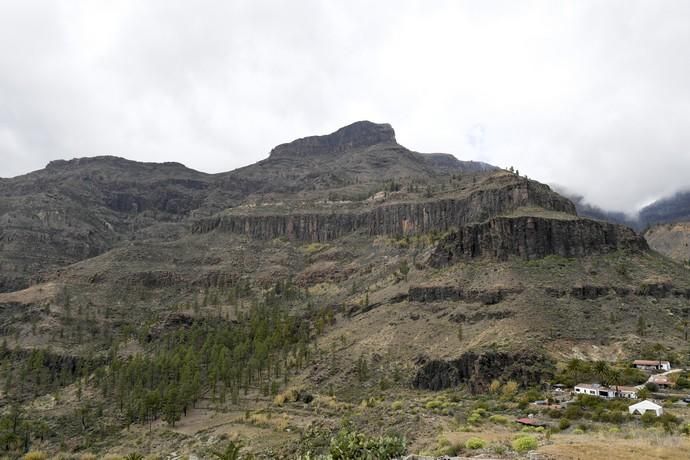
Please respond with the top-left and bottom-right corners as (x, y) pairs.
(23, 452), (48, 460)
(0, 282), (58, 304)
(246, 412), (290, 431)
(312, 394), (352, 413)
(273, 387), (301, 406)
(538, 430), (690, 460)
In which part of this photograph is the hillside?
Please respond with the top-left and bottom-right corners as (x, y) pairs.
(1, 122), (690, 458)
(640, 190), (690, 227)
(645, 222), (690, 264)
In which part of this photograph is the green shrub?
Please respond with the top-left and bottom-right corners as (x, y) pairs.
(329, 427), (406, 459)
(645, 382), (659, 392)
(467, 413), (482, 425)
(573, 428), (584, 435)
(658, 412), (682, 432)
(563, 403), (583, 420)
(464, 437), (486, 450)
(547, 408), (563, 418)
(523, 388), (544, 402)
(425, 400), (442, 410)
(489, 414), (509, 425)
(23, 453), (48, 460)
(472, 407), (487, 417)
(438, 443), (462, 456)
(491, 443), (508, 455)
(559, 418), (571, 430)
(512, 435), (538, 453)
(391, 401), (403, 411)
(676, 374), (690, 389)
(640, 411), (657, 426)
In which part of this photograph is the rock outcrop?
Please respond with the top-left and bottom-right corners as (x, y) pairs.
(544, 283), (690, 299)
(448, 310), (515, 323)
(408, 286), (522, 305)
(412, 351), (553, 393)
(430, 216), (647, 266)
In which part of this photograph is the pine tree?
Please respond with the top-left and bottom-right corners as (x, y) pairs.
(163, 387), (181, 427)
(637, 315), (646, 337)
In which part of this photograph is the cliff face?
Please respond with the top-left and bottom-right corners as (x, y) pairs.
(429, 216), (647, 266)
(412, 351), (553, 393)
(192, 179), (576, 241)
(407, 286), (523, 305)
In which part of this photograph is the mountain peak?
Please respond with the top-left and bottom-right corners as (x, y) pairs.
(269, 121), (396, 159)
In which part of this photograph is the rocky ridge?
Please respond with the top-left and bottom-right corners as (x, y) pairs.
(429, 216), (647, 266)
(192, 177), (575, 241)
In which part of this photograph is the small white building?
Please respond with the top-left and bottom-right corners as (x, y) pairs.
(574, 383), (638, 399)
(633, 360), (671, 372)
(574, 383), (616, 398)
(628, 400), (663, 417)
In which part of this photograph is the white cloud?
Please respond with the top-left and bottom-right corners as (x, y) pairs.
(1, 0), (689, 213)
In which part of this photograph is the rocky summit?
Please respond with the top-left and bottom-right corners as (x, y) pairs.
(269, 120), (398, 158)
(1, 122), (690, 458)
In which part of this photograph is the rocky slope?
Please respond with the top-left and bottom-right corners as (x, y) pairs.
(645, 221), (690, 263)
(0, 157), (215, 291)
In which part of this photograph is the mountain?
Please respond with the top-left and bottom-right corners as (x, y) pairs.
(0, 121), (495, 293)
(640, 190), (690, 227)
(216, 120), (495, 197)
(1, 122), (690, 458)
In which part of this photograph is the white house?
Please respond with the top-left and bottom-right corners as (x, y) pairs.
(628, 400), (663, 417)
(574, 383), (639, 399)
(574, 383), (616, 398)
(633, 360), (671, 372)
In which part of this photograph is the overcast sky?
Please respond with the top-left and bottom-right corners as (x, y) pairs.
(1, 1), (689, 214)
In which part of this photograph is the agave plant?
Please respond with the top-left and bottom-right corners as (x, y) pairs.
(210, 441), (243, 460)
(124, 453), (145, 460)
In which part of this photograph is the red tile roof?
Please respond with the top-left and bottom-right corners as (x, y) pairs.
(516, 417), (547, 427)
